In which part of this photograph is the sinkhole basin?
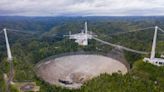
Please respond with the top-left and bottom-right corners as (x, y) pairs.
(35, 54), (128, 89)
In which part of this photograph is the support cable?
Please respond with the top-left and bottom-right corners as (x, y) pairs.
(92, 37), (149, 54)
(6, 28), (36, 34)
(158, 27), (164, 33)
(111, 26), (154, 35)
(0, 30), (3, 34)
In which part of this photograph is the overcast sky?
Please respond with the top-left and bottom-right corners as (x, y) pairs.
(0, 0), (164, 16)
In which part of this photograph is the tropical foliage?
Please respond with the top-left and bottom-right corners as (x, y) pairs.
(0, 16), (164, 92)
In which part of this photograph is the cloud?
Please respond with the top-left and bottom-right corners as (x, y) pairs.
(0, 0), (164, 16)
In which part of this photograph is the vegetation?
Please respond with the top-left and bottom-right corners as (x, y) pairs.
(0, 16), (164, 92)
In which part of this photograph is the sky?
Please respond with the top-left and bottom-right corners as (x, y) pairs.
(0, 0), (164, 16)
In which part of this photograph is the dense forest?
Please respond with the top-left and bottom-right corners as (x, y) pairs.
(0, 16), (164, 92)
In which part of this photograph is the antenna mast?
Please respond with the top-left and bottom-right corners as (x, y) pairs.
(85, 22), (88, 34)
(150, 26), (158, 59)
(4, 28), (13, 61)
